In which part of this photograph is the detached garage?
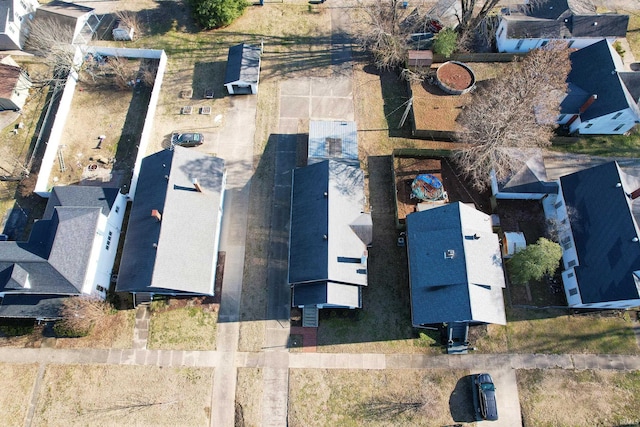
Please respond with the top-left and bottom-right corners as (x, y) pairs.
(224, 43), (261, 95)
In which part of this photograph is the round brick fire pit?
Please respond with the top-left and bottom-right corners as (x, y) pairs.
(435, 61), (476, 95)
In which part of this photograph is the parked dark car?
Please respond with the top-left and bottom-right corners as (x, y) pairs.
(475, 373), (498, 421)
(171, 132), (204, 147)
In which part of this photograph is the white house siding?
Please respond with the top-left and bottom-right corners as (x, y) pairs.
(85, 192), (127, 298)
(571, 108), (638, 135)
(0, 0), (38, 50)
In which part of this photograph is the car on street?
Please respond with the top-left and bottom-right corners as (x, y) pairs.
(171, 132), (204, 147)
(475, 373), (498, 421)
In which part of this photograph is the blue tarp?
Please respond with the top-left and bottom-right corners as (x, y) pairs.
(411, 174), (444, 201)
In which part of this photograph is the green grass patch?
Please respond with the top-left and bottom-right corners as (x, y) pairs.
(551, 129), (640, 157)
(503, 308), (639, 354)
(148, 306), (217, 350)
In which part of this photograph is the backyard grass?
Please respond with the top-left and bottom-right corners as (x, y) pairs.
(551, 129), (640, 157)
(34, 365), (213, 426)
(0, 363), (38, 427)
(288, 368), (473, 427)
(517, 369), (640, 426)
(235, 368), (263, 427)
(148, 302), (217, 350)
(473, 308), (639, 354)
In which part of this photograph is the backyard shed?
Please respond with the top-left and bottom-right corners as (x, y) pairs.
(308, 120), (358, 165)
(502, 231), (526, 258)
(224, 43), (261, 95)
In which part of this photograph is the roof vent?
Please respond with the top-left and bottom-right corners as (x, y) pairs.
(633, 237), (639, 243)
(323, 191), (328, 197)
(323, 234), (328, 240)
(593, 21), (597, 26)
(445, 249), (455, 259)
(152, 243), (158, 248)
(193, 178), (203, 193)
(616, 182), (622, 188)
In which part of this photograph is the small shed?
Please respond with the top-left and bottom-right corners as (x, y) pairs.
(224, 43), (261, 95)
(407, 50), (433, 69)
(308, 120), (358, 165)
(112, 21), (134, 41)
(502, 231), (526, 258)
(0, 60), (32, 111)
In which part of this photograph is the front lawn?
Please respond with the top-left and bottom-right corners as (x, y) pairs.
(148, 300), (217, 350)
(517, 369), (640, 426)
(474, 308), (639, 355)
(0, 363), (38, 427)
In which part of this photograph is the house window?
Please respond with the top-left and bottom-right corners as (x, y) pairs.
(569, 288), (578, 296)
(515, 39), (524, 50)
(554, 200), (563, 209)
(568, 272), (574, 278)
(497, 27), (504, 38)
(562, 241), (573, 250)
(540, 40), (549, 47)
(568, 260), (577, 267)
(612, 112), (623, 120)
(105, 231), (113, 250)
(96, 285), (106, 293)
(558, 114), (566, 121)
(115, 206), (120, 214)
(584, 123), (593, 129)
(614, 124), (625, 132)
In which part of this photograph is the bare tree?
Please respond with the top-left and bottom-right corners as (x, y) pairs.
(358, 1), (436, 70)
(454, 44), (571, 189)
(55, 296), (113, 337)
(25, 17), (83, 84)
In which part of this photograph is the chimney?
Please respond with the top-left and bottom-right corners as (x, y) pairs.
(193, 178), (203, 193)
(631, 188), (640, 200)
(578, 94), (597, 114)
(151, 209), (162, 221)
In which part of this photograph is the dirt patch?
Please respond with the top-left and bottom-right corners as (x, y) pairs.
(394, 155), (491, 223)
(437, 62), (473, 91)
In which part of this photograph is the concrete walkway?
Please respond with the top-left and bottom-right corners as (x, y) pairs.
(132, 304), (150, 350)
(1, 347), (640, 371)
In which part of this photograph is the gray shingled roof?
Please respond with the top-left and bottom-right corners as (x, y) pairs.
(560, 161), (640, 304)
(292, 281), (361, 307)
(44, 186), (118, 219)
(0, 295), (66, 319)
(406, 202), (506, 326)
(116, 147), (225, 295)
(224, 43), (261, 85)
(289, 160), (368, 308)
(0, 186), (115, 317)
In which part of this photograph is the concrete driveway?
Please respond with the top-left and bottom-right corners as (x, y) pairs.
(471, 367), (522, 427)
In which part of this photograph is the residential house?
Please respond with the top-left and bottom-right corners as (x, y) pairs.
(495, 0), (628, 53)
(224, 43), (261, 95)
(406, 202), (506, 328)
(116, 147), (226, 305)
(0, 55), (31, 111)
(34, 1), (100, 45)
(288, 160), (371, 325)
(0, 0), (38, 51)
(0, 186), (127, 319)
(558, 39), (640, 135)
(307, 120), (359, 166)
(547, 161), (640, 309)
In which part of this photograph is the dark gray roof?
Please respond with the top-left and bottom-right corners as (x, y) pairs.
(560, 161), (640, 303)
(37, 1), (94, 18)
(620, 72), (640, 104)
(44, 186), (118, 219)
(224, 43), (261, 85)
(116, 147), (225, 295)
(0, 294), (66, 319)
(406, 202), (506, 326)
(504, 14), (628, 39)
(563, 40), (630, 120)
(0, 186), (110, 299)
(499, 152), (558, 195)
(292, 281), (361, 308)
(288, 160), (367, 289)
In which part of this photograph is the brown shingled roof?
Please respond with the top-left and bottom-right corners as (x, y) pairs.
(0, 63), (22, 99)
